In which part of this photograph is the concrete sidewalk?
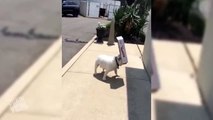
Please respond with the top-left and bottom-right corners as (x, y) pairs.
(62, 40), (151, 120)
(151, 40), (210, 120)
(0, 39), (61, 120)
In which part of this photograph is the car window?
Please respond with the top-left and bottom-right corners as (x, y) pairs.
(64, 1), (77, 5)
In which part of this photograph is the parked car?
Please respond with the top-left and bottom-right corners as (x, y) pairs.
(62, 0), (79, 17)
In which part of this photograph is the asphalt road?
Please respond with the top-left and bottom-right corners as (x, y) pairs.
(0, 0), (60, 96)
(62, 16), (110, 66)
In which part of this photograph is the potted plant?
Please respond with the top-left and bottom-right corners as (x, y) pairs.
(96, 22), (106, 43)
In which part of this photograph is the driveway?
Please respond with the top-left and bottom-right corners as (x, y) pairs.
(62, 16), (110, 66)
(0, 0), (60, 96)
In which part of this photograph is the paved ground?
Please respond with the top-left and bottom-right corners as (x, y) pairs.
(0, 0), (60, 96)
(151, 40), (210, 120)
(62, 16), (110, 66)
(0, 46), (61, 120)
(62, 41), (151, 120)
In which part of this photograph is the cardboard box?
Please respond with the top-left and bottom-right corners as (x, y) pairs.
(116, 36), (128, 64)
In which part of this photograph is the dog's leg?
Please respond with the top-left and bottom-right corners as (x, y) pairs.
(94, 61), (99, 74)
(114, 69), (118, 76)
(103, 70), (109, 80)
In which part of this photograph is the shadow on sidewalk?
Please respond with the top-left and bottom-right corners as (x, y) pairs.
(93, 72), (124, 89)
(126, 67), (151, 120)
(155, 100), (210, 120)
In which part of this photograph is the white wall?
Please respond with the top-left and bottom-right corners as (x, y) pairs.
(79, 0), (120, 18)
(197, 1), (213, 118)
(72, 0), (80, 5)
(142, 11), (160, 90)
(143, 21), (152, 77)
(89, 0), (114, 3)
(143, 11), (152, 77)
(80, 1), (88, 16)
(199, 0), (211, 19)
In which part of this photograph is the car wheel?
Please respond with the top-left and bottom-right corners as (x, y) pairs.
(74, 14), (78, 17)
(73, 12), (78, 17)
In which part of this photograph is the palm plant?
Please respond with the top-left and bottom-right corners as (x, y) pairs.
(120, 4), (140, 34)
(113, 0), (150, 42)
(114, 6), (126, 37)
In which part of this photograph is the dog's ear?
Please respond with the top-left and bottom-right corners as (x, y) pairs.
(117, 55), (121, 60)
(116, 56), (123, 66)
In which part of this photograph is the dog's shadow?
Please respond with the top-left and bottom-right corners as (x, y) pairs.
(93, 72), (125, 89)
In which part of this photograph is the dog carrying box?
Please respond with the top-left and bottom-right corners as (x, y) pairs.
(116, 36), (128, 64)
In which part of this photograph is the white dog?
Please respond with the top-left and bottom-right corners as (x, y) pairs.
(94, 55), (123, 80)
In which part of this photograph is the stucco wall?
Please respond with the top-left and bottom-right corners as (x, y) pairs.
(142, 11), (152, 77)
(80, 1), (88, 16)
(197, 1), (213, 118)
(143, 21), (152, 77)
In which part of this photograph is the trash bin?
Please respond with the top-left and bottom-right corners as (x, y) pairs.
(96, 28), (105, 43)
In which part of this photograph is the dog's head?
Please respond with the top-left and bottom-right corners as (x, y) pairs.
(116, 55), (123, 66)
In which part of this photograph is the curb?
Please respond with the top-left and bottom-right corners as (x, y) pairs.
(62, 35), (96, 76)
(0, 37), (61, 116)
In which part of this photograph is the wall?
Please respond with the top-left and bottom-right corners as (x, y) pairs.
(80, 1), (88, 16)
(199, 0), (211, 20)
(79, 0), (120, 18)
(72, 0), (80, 5)
(143, 21), (152, 77)
(197, 1), (213, 118)
(142, 11), (152, 77)
(142, 11), (160, 90)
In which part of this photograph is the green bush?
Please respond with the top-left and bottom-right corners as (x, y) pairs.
(105, 22), (111, 30)
(113, 0), (150, 43)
